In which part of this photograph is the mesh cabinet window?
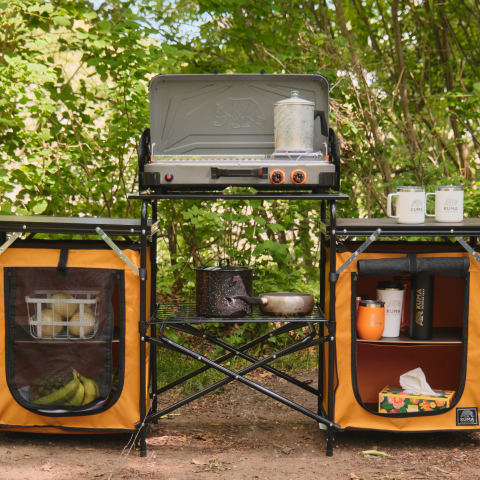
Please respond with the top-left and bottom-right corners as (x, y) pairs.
(5, 266), (123, 414)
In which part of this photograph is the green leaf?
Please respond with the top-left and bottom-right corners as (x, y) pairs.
(32, 201), (48, 214)
(253, 216), (266, 226)
(93, 39), (107, 49)
(1, 202), (11, 213)
(473, 83), (480, 93)
(362, 450), (391, 457)
(26, 63), (48, 73)
(75, 30), (89, 40)
(83, 11), (97, 19)
(0, 117), (16, 126)
(52, 16), (71, 26)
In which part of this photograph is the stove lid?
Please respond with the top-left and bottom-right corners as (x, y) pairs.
(149, 73), (330, 157)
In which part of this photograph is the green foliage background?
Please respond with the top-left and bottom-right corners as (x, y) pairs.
(1, 0), (480, 303)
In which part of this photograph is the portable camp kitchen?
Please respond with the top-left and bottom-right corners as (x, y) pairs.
(1, 73), (480, 458)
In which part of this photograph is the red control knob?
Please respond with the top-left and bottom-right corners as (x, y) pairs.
(270, 170), (285, 185)
(165, 173), (174, 182)
(291, 170), (307, 185)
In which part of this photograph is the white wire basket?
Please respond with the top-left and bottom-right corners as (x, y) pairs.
(26, 290), (101, 340)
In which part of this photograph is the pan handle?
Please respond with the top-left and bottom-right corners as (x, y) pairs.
(226, 295), (268, 306)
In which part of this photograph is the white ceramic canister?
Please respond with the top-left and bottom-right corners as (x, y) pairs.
(274, 91), (314, 152)
(387, 186), (425, 224)
(376, 281), (404, 337)
(426, 185), (464, 223)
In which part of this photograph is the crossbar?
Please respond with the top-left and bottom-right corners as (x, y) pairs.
(171, 322), (319, 395)
(154, 321), (308, 395)
(139, 332), (339, 430)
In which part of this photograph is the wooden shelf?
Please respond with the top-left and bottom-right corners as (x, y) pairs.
(357, 327), (463, 345)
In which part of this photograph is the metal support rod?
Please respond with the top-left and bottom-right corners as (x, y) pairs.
(327, 200), (337, 457)
(141, 333), (340, 430)
(335, 228), (382, 275)
(95, 227), (140, 276)
(318, 199), (326, 414)
(0, 232), (20, 256)
(456, 236), (480, 265)
(150, 200), (158, 419)
(171, 322), (319, 395)
(155, 321), (308, 395)
(139, 200), (149, 457)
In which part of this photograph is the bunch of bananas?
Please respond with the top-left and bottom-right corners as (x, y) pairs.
(31, 370), (99, 406)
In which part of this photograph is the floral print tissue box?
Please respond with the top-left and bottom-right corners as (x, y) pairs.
(379, 386), (456, 413)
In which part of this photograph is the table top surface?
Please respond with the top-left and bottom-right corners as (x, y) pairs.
(322, 217), (480, 236)
(0, 215), (153, 236)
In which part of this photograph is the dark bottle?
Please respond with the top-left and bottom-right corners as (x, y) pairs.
(409, 274), (435, 340)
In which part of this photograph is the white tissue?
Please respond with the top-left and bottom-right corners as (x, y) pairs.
(399, 367), (441, 396)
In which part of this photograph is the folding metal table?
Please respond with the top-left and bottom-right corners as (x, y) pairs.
(129, 191), (348, 457)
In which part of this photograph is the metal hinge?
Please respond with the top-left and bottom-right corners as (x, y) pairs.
(96, 227), (140, 276)
(335, 228), (382, 275)
(455, 236), (480, 265)
(0, 233), (21, 256)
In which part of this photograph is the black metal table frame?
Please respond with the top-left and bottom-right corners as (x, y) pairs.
(131, 192), (347, 457)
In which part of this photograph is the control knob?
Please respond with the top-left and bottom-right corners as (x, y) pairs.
(291, 170), (307, 185)
(270, 170), (285, 185)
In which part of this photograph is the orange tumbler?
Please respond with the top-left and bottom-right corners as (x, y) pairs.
(356, 300), (385, 340)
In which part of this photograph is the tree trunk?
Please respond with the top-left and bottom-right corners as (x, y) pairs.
(391, 0), (423, 182)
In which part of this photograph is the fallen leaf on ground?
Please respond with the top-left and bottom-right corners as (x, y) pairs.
(362, 450), (391, 457)
(281, 447), (293, 455)
(350, 474), (360, 480)
(191, 459), (207, 465)
(41, 464), (53, 471)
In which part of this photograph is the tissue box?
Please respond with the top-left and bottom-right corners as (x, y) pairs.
(379, 386), (456, 413)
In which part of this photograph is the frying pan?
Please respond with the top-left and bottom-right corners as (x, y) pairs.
(226, 292), (314, 317)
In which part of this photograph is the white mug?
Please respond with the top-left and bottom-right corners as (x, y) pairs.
(387, 187), (425, 224)
(426, 186), (464, 223)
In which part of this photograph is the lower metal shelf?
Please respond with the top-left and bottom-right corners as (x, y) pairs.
(149, 302), (327, 324)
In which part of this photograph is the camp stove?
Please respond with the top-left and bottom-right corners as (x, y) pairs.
(138, 74), (340, 191)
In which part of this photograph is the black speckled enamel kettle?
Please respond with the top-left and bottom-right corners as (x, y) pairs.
(195, 259), (256, 318)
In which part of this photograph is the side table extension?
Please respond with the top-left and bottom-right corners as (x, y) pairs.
(321, 216), (480, 439)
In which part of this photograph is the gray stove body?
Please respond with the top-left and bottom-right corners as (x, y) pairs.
(140, 74), (339, 191)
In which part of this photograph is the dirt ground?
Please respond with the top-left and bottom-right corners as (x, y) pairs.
(1, 369), (480, 480)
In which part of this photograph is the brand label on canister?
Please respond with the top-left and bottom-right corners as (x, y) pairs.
(456, 408), (478, 426)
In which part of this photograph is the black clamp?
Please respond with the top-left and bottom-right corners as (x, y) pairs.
(139, 320), (148, 336)
(139, 268), (148, 280)
(329, 272), (339, 283)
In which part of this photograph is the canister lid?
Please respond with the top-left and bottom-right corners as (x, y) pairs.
(397, 186), (425, 192)
(377, 281), (404, 290)
(435, 185), (464, 191)
(274, 90), (315, 107)
(359, 300), (385, 308)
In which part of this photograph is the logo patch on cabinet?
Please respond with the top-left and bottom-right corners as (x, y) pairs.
(456, 408), (478, 426)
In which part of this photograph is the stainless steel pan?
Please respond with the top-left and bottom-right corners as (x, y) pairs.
(227, 292), (314, 317)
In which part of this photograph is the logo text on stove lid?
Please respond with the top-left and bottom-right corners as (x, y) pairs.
(213, 98), (265, 129)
